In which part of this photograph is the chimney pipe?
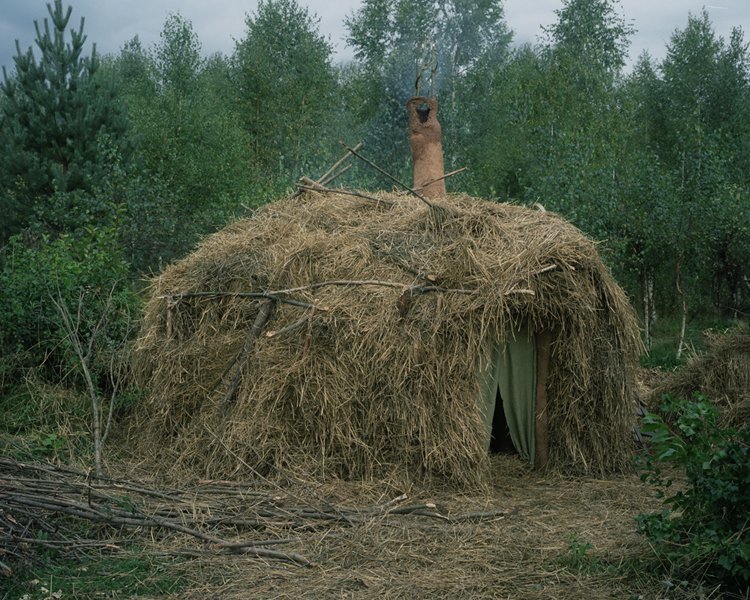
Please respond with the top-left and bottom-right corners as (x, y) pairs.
(407, 96), (446, 199)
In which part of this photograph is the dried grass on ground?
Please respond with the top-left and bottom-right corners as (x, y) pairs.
(132, 191), (641, 484)
(4, 455), (710, 600)
(164, 457), (665, 600)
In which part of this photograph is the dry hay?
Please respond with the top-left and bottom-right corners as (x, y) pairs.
(652, 322), (750, 429)
(131, 191), (641, 484)
(161, 458), (668, 600)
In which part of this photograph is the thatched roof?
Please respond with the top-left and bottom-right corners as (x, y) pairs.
(132, 191), (641, 484)
(651, 323), (750, 429)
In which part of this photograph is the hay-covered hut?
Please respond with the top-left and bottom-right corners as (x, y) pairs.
(132, 191), (641, 484)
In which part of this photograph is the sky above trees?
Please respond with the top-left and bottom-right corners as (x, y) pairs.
(0, 0), (746, 72)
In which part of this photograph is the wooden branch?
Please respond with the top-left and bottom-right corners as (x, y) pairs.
(533, 264), (559, 275)
(298, 175), (326, 191)
(413, 167), (467, 191)
(297, 179), (393, 207)
(0, 461), (315, 568)
(0, 559), (11, 577)
(221, 299), (274, 409)
(3, 490), (314, 566)
(448, 509), (511, 522)
(162, 279), (533, 324)
(386, 503), (448, 520)
(267, 279), (474, 297)
(1, 457), (516, 574)
(265, 313), (311, 339)
(52, 293), (105, 477)
(320, 163), (352, 186)
(340, 141), (434, 208)
(317, 142), (362, 185)
(3, 535), (122, 552)
(233, 546), (313, 566)
(162, 292), (321, 311)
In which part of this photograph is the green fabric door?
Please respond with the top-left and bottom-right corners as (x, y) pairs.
(479, 327), (537, 462)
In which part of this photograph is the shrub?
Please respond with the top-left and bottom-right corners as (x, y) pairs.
(637, 395), (750, 593)
(0, 226), (139, 391)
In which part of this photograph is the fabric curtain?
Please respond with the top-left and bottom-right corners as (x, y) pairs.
(478, 327), (537, 462)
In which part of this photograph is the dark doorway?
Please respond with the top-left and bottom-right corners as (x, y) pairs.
(490, 389), (516, 453)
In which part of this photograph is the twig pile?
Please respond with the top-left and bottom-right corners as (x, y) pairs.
(0, 458), (510, 575)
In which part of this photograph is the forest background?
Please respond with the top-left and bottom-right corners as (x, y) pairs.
(1, 0), (749, 411)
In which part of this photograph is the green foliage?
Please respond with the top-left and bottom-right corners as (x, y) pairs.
(558, 533), (606, 574)
(233, 0), (337, 178)
(345, 0), (512, 181)
(639, 344), (684, 370)
(638, 315), (732, 369)
(154, 12), (203, 93)
(3, 551), (187, 598)
(637, 396), (750, 592)
(630, 11), (750, 317)
(0, 381), (96, 463)
(0, 0), (131, 242)
(103, 22), (262, 272)
(0, 226), (138, 387)
(543, 0), (633, 87)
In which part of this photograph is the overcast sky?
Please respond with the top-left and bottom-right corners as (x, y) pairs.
(1, 0), (747, 75)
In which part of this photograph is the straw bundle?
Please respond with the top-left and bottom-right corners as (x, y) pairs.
(132, 191), (641, 484)
(652, 322), (750, 429)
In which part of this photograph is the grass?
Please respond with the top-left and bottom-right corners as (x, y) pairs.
(557, 533), (607, 575)
(2, 550), (188, 599)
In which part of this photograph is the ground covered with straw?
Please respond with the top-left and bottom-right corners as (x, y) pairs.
(132, 191), (641, 484)
(4, 453), (722, 600)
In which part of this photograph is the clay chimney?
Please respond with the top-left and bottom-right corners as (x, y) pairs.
(407, 96), (445, 199)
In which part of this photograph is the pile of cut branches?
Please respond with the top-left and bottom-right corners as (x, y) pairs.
(0, 458), (508, 577)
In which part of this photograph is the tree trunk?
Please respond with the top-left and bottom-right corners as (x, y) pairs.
(642, 269), (656, 352)
(675, 259), (688, 361)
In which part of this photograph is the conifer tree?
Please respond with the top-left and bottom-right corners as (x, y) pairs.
(0, 0), (130, 242)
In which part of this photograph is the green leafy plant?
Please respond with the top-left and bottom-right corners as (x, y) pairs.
(0, 0), (132, 243)
(0, 226), (137, 384)
(559, 533), (605, 574)
(637, 395), (750, 593)
(38, 432), (65, 456)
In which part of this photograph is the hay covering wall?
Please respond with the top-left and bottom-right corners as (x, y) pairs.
(133, 192), (641, 483)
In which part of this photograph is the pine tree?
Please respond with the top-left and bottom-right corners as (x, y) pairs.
(0, 0), (131, 242)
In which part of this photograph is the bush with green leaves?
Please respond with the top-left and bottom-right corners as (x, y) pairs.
(637, 395), (750, 593)
(0, 225), (139, 391)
